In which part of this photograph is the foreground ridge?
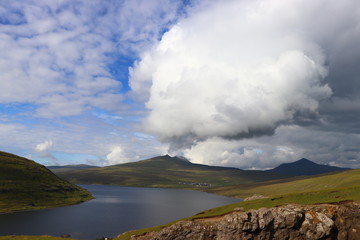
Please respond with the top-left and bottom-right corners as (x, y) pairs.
(122, 201), (360, 240)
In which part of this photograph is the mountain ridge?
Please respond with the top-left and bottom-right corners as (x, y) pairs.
(56, 155), (352, 189)
(56, 155), (287, 188)
(267, 158), (350, 176)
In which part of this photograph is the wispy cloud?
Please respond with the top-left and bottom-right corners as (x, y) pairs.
(0, 0), (183, 118)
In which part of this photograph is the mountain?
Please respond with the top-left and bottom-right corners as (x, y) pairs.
(48, 164), (100, 173)
(0, 151), (92, 213)
(57, 155), (287, 188)
(267, 158), (350, 176)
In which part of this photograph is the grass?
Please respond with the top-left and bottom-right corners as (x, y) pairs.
(0, 151), (93, 213)
(206, 168), (360, 198)
(115, 168), (360, 240)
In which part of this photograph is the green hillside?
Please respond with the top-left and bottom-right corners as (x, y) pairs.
(57, 155), (286, 188)
(189, 169), (360, 221)
(47, 164), (100, 173)
(207, 168), (360, 198)
(0, 151), (93, 213)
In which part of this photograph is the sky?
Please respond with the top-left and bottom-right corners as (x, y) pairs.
(1, 0), (360, 169)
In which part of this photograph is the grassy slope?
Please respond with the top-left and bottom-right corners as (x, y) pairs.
(0, 151), (93, 213)
(115, 168), (360, 240)
(48, 165), (100, 174)
(207, 168), (360, 198)
(58, 155), (285, 188)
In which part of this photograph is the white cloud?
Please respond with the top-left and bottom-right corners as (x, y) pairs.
(182, 125), (360, 169)
(130, 0), (336, 152)
(106, 146), (135, 166)
(182, 136), (301, 169)
(0, 0), (183, 118)
(128, 0), (360, 168)
(34, 140), (53, 152)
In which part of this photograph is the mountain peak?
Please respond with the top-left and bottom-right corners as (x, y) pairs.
(297, 158), (316, 164)
(160, 154), (190, 162)
(268, 158), (349, 176)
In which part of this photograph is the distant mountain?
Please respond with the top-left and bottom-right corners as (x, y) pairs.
(48, 164), (100, 173)
(267, 158), (350, 176)
(0, 151), (92, 213)
(57, 155), (287, 189)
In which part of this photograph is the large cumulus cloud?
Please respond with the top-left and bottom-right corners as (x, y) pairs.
(131, 0), (334, 147)
(130, 0), (360, 167)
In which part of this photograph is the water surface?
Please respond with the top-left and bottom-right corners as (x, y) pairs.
(0, 185), (239, 239)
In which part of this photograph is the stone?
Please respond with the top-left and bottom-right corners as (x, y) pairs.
(300, 211), (334, 239)
(258, 208), (274, 229)
(125, 202), (360, 240)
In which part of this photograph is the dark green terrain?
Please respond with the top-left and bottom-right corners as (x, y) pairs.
(266, 158), (349, 176)
(0, 151), (92, 213)
(47, 164), (99, 173)
(57, 155), (286, 188)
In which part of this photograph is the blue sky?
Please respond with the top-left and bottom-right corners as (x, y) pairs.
(1, 0), (360, 169)
(0, 0), (186, 166)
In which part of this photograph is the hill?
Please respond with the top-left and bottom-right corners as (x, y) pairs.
(267, 158), (349, 176)
(0, 151), (92, 213)
(57, 155), (287, 188)
(47, 164), (99, 173)
(208, 167), (359, 199)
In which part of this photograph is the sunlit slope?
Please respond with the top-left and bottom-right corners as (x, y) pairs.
(0, 151), (92, 213)
(58, 155), (286, 188)
(208, 168), (360, 198)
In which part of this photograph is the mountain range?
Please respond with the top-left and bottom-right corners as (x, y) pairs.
(55, 155), (349, 189)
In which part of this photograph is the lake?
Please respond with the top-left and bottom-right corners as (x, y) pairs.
(0, 185), (239, 240)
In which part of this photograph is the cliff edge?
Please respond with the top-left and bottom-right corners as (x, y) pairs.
(124, 201), (360, 240)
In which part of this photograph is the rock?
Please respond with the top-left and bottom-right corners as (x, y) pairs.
(300, 211), (334, 239)
(233, 207), (244, 211)
(258, 208), (274, 229)
(336, 201), (360, 240)
(125, 201), (360, 240)
(243, 194), (268, 201)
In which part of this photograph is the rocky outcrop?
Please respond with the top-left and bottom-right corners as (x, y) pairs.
(125, 201), (360, 240)
(243, 194), (268, 201)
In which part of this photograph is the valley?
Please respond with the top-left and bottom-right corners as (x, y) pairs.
(1, 151), (358, 240)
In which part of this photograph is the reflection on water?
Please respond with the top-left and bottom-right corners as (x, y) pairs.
(0, 185), (239, 240)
